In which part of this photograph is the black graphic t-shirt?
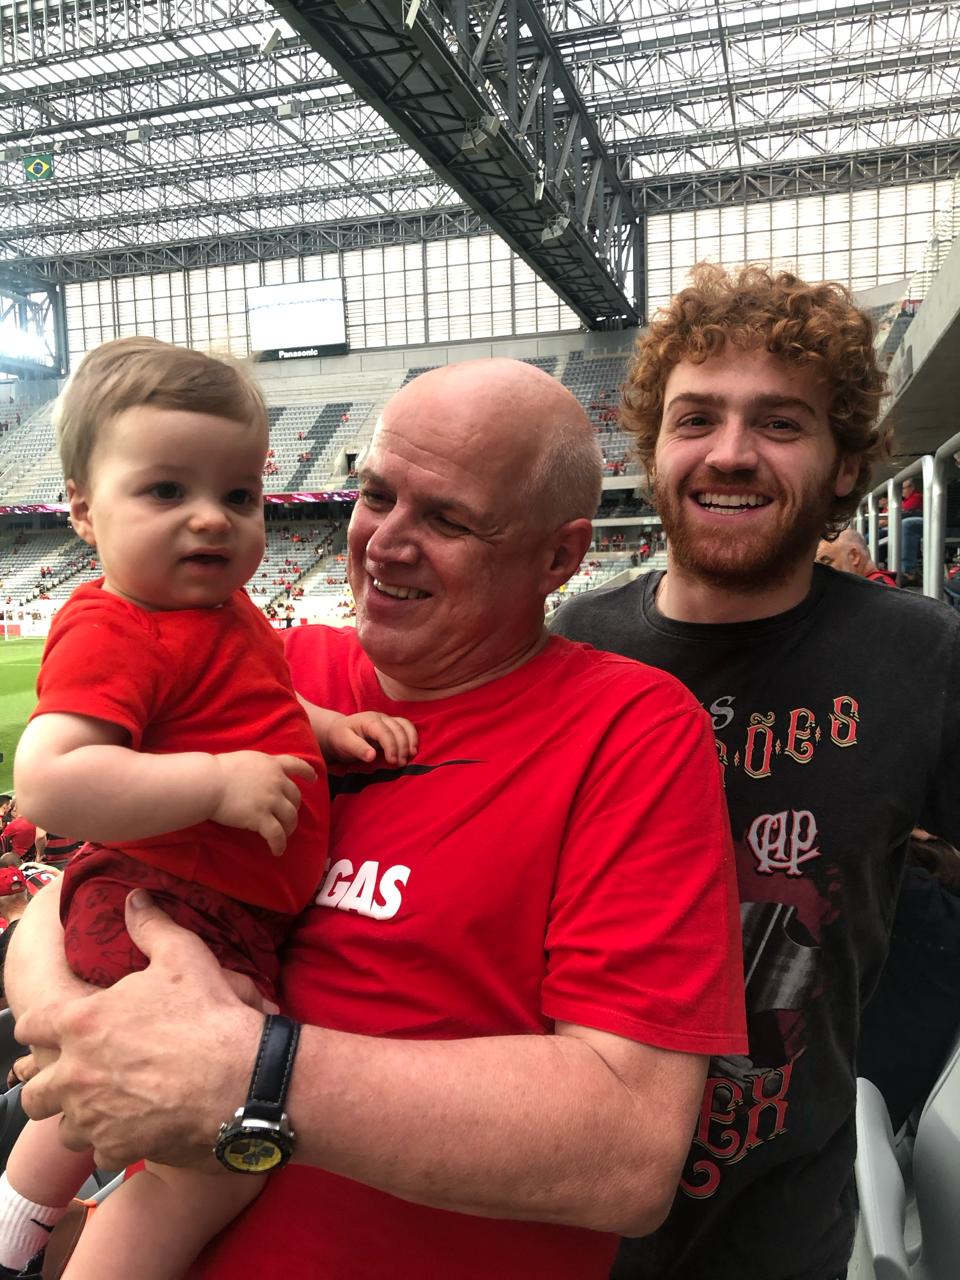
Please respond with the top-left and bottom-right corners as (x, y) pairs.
(551, 565), (960, 1280)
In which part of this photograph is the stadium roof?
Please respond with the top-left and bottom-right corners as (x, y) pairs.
(1, 0), (959, 312)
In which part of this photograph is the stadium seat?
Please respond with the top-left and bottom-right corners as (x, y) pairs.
(0, 1083), (30, 1173)
(856, 1030), (960, 1279)
(0, 1011), (28, 1084)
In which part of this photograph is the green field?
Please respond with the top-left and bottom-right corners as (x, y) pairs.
(0, 638), (45, 794)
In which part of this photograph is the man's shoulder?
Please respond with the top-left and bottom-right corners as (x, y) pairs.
(552, 573), (650, 634)
(822, 566), (960, 637)
(283, 621), (360, 672)
(548, 631), (706, 724)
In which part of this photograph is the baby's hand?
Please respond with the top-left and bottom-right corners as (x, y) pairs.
(211, 752), (317, 856)
(325, 712), (418, 767)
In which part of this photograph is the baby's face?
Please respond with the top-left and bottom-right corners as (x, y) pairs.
(68, 405), (267, 611)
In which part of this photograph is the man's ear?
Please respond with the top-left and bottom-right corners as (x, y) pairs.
(541, 517), (594, 594)
(834, 453), (860, 499)
(67, 479), (96, 548)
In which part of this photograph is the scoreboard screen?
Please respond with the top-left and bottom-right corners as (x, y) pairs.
(248, 279), (348, 361)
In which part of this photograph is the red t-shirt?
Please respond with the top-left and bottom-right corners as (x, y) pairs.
(31, 581), (328, 913)
(196, 627), (746, 1280)
(901, 491), (923, 513)
(866, 569), (898, 587)
(2, 817), (36, 857)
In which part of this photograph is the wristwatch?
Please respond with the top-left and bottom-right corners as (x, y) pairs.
(214, 1013), (301, 1174)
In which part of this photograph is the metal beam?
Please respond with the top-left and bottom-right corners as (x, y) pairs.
(614, 98), (960, 171)
(581, 42), (960, 118)
(630, 141), (960, 212)
(538, 0), (952, 63)
(14, 208), (489, 283)
(266, 0), (639, 326)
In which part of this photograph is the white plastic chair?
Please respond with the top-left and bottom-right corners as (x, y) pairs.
(856, 1033), (960, 1280)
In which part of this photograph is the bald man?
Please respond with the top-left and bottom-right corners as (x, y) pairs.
(11, 359), (746, 1279)
(816, 527), (897, 586)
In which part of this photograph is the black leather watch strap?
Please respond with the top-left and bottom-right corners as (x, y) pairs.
(244, 1014), (301, 1124)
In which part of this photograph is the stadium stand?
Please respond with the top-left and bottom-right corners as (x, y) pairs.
(0, 342), (660, 629)
(270, 400), (374, 490)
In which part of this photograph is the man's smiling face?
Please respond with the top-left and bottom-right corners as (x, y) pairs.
(652, 346), (859, 592)
(346, 364), (563, 696)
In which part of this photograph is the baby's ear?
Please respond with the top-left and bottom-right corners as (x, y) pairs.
(67, 479), (96, 547)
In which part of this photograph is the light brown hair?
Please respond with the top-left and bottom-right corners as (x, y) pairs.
(623, 263), (890, 530)
(54, 337), (268, 486)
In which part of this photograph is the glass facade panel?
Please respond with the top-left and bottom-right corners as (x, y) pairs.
(646, 180), (952, 315)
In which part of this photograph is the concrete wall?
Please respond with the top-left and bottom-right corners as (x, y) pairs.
(254, 326), (638, 396)
(887, 231), (960, 402)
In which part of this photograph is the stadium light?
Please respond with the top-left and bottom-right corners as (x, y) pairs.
(125, 125), (154, 144)
(277, 101), (304, 120)
(540, 215), (570, 244)
(260, 27), (282, 57)
(459, 114), (501, 156)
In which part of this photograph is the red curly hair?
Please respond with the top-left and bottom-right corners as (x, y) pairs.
(623, 263), (890, 528)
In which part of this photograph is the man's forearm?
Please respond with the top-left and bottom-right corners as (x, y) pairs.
(16, 898), (704, 1236)
(259, 1022), (701, 1235)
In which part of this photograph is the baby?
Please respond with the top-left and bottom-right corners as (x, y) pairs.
(1, 337), (415, 1279)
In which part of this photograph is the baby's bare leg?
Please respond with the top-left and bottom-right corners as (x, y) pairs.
(6, 1114), (94, 1208)
(63, 1160), (262, 1280)
(0, 1115), (93, 1270)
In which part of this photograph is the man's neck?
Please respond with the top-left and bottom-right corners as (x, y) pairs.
(376, 629), (550, 702)
(656, 557), (816, 624)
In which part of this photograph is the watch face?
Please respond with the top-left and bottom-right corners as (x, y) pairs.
(219, 1131), (289, 1174)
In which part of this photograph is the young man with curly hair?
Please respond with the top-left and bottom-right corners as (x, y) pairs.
(553, 264), (960, 1280)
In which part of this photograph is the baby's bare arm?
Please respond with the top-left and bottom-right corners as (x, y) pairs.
(15, 714), (316, 855)
(298, 696), (417, 766)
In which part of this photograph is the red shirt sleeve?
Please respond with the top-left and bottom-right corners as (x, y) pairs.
(33, 595), (170, 748)
(543, 699), (747, 1055)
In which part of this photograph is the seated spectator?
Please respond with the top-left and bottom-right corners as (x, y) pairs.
(899, 477), (924, 585)
(816, 527), (897, 586)
(1, 804), (36, 860)
(0, 868), (30, 1011)
(858, 832), (960, 1130)
(36, 832), (83, 873)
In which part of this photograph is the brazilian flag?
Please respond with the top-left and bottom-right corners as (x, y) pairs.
(23, 154), (53, 181)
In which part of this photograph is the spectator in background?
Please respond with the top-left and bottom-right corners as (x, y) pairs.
(35, 833), (83, 873)
(815, 527), (897, 586)
(0, 869), (27, 930)
(1, 803), (36, 860)
(858, 832), (960, 1130)
(900, 476), (923, 586)
(0, 868), (30, 1011)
